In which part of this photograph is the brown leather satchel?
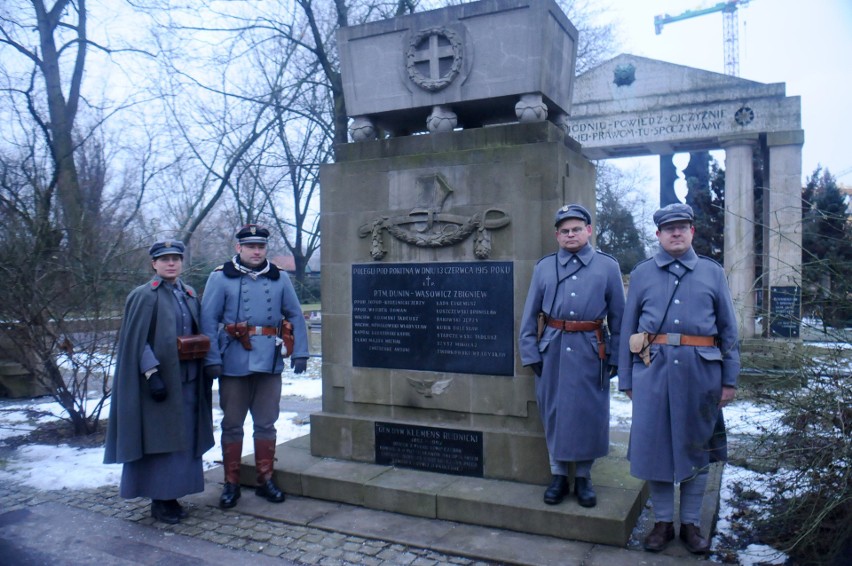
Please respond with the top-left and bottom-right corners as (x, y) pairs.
(280, 320), (294, 358)
(176, 334), (211, 361)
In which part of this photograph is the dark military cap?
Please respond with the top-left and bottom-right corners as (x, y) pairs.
(653, 203), (695, 227)
(148, 240), (185, 258)
(554, 203), (592, 227)
(235, 224), (269, 244)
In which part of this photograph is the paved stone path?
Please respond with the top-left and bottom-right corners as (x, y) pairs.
(2, 483), (500, 565)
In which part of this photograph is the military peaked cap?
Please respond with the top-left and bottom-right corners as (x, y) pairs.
(236, 224), (269, 244)
(554, 203), (591, 226)
(149, 240), (185, 258)
(653, 203), (694, 227)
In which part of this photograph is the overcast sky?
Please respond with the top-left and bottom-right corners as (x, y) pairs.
(598, 0), (852, 199)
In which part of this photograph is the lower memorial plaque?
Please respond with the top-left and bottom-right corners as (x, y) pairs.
(770, 285), (801, 338)
(352, 261), (514, 375)
(375, 421), (484, 477)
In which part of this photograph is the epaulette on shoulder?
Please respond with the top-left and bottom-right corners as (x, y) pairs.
(698, 255), (723, 268)
(595, 250), (618, 262)
(535, 252), (557, 265)
(630, 257), (654, 272)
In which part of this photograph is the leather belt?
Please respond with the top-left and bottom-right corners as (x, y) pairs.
(649, 333), (716, 347)
(245, 326), (278, 337)
(546, 318), (606, 360)
(546, 319), (602, 332)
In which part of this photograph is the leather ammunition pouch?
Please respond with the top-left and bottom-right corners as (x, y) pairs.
(629, 332), (651, 367)
(225, 321), (253, 350)
(176, 334), (211, 361)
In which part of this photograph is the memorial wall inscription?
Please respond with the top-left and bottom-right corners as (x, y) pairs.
(352, 261), (513, 375)
(569, 106), (729, 144)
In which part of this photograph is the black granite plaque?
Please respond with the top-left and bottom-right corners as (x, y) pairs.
(352, 261), (513, 375)
(374, 421), (483, 477)
(770, 286), (801, 338)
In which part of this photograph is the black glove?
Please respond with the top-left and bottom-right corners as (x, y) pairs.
(204, 364), (223, 379)
(529, 362), (543, 377)
(147, 371), (167, 402)
(291, 357), (308, 374)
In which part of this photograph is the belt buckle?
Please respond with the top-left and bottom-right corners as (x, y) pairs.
(254, 326), (263, 335)
(666, 333), (681, 346)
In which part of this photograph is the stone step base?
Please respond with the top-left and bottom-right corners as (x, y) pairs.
(233, 434), (647, 547)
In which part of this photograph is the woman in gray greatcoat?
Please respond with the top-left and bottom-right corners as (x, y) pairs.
(104, 240), (214, 524)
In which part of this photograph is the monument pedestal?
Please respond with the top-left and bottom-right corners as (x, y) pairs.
(305, 122), (647, 544)
(237, 431), (646, 546)
(318, 122), (598, 484)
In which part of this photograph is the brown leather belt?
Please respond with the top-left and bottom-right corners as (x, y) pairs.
(546, 319), (602, 332)
(650, 333), (717, 347)
(546, 318), (606, 360)
(245, 326), (278, 337)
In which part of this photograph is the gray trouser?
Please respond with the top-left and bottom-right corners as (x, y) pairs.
(550, 458), (593, 478)
(648, 471), (709, 525)
(219, 373), (281, 444)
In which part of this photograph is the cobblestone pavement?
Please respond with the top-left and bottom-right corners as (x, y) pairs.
(1, 482), (502, 566)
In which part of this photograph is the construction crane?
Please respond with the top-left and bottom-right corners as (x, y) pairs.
(654, 1), (750, 76)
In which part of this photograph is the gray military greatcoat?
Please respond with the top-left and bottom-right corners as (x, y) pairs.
(618, 247), (740, 482)
(519, 244), (625, 462)
(201, 261), (309, 376)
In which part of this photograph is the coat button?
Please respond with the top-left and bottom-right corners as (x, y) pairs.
(572, 275), (577, 280)
(674, 299), (681, 304)
(674, 319), (680, 324)
(569, 311), (575, 316)
(566, 347), (572, 352)
(570, 292), (576, 297)
(674, 360), (680, 365)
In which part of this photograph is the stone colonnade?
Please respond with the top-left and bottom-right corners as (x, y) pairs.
(719, 130), (803, 338)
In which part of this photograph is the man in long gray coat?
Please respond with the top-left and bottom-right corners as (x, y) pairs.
(618, 203), (739, 554)
(519, 204), (624, 508)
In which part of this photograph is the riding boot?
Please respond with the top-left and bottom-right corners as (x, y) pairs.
(220, 441), (242, 509)
(254, 438), (285, 503)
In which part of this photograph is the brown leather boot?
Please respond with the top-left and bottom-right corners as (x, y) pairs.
(220, 441), (242, 509)
(680, 523), (711, 554)
(254, 438), (285, 503)
(643, 521), (675, 552)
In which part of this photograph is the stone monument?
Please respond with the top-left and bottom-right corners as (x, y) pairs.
(261, 0), (645, 545)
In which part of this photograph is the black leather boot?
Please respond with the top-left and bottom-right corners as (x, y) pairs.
(165, 499), (188, 519)
(220, 482), (241, 509)
(574, 476), (597, 508)
(151, 499), (180, 524)
(543, 474), (569, 505)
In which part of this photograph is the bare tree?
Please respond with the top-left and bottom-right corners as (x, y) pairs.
(0, 1), (153, 433)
